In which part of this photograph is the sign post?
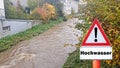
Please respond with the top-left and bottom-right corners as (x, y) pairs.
(93, 60), (100, 68)
(80, 19), (112, 68)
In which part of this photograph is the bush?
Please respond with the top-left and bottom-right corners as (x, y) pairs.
(29, 8), (41, 20)
(4, 0), (28, 19)
(79, 0), (120, 67)
(29, 3), (57, 23)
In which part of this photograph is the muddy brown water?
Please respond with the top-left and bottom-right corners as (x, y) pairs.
(0, 18), (83, 68)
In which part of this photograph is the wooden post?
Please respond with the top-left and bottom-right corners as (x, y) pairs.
(93, 60), (100, 68)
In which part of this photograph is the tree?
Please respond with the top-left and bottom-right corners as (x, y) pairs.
(43, 3), (57, 19)
(27, 0), (63, 16)
(29, 8), (40, 20)
(4, 0), (18, 18)
(30, 3), (57, 23)
(45, 0), (63, 17)
(4, 0), (27, 19)
(27, 0), (39, 10)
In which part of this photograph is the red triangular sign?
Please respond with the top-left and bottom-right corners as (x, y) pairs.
(81, 19), (110, 46)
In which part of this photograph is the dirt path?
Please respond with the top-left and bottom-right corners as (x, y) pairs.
(0, 18), (82, 68)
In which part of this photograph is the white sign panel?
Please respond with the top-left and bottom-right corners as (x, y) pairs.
(80, 46), (112, 60)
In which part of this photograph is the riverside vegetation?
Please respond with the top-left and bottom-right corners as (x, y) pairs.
(63, 0), (120, 68)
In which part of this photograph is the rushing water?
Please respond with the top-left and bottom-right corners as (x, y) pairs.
(0, 18), (83, 68)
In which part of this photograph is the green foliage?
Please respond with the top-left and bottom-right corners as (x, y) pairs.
(27, 0), (63, 17)
(63, 22), (117, 68)
(5, 5), (17, 19)
(75, 22), (90, 33)
(29, 8), (40, 20)
(4, 0), (16, 19)
(78, 0), (120, 67)
(63, 14), (75, 21)
(63, 48), (117, 68)
(64, 0), (120, 65)
(27, 0), (39, 10)
(4, 0), (28, 19)
(63, 48), (92, 68)
(40, 0), (64, 16)
(51, 0), (64, 17)
(30, 3), (57, 23)
(0, 17), (63, 52)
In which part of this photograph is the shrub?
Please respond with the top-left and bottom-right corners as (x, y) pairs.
(4, 0), (27, 19)
(29, 3), (57, 23)
(79, 0), (120, 67)
(29, 8), (41, 20)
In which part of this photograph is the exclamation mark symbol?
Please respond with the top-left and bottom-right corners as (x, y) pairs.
(94, 27), (98, 42)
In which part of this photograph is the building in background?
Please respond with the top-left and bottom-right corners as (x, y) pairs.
(60, 0), (79, 15)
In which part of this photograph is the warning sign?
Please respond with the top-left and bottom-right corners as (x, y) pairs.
(80, 19), (112, 60)
(81, 19), (110, 46)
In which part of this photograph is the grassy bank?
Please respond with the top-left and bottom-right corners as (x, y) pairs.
(63, 48), (92, 68)
(0, 17), (63, 52)
(63, 48), (115, 68)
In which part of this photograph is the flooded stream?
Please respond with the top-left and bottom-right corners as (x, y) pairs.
(0, 18), (83, 68)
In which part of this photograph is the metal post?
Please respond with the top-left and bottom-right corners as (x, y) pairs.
(93, 60), (100, 68)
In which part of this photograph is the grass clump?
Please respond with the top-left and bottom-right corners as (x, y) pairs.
(63, 48), (92, 68)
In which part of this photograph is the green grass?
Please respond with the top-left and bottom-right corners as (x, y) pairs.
(62, 48), (119, 68)
(63, 48), (117, 68)
(0, 17), (63, 52)
(63, 48), (92, 68)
